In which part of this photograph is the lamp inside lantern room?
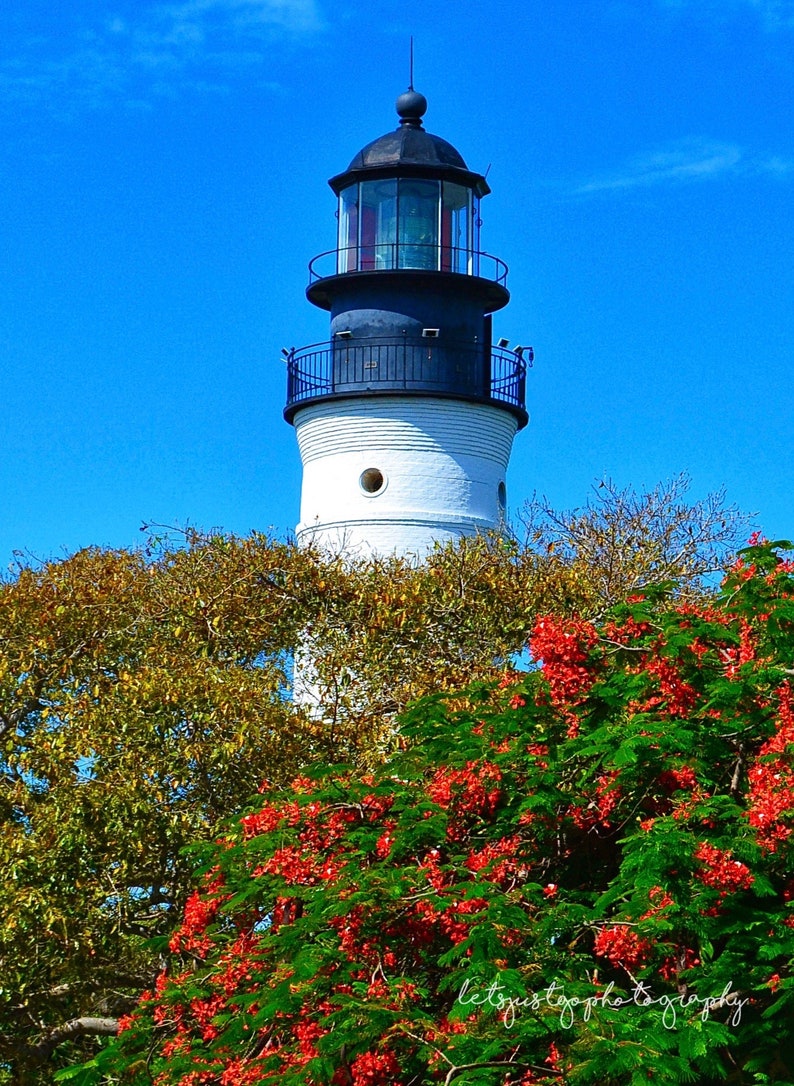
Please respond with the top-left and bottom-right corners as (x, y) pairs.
(337, 179), (479, 275)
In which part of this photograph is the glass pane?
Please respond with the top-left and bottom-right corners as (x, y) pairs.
(338, 185), (358, 273)
(441, 182), (470, 273)
(471, 196), (481, 276)
(360, 180), (397, 270)
(397, 179), (439, 270)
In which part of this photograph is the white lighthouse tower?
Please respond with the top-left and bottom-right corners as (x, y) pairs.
(284, 88), (528, 559)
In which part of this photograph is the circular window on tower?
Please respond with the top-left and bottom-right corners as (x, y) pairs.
(359, 467), (387, 496)
(497, 481), (507, 512)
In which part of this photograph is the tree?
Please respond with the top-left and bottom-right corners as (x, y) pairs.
(297, 477), (749, 730)
(0, 534), (321, 1084)
(83, 538), (794, 1086)
(0, 481), (746, 1082)
(520, 474), (746, 608)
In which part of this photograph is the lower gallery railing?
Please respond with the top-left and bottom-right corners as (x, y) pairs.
(285, 337), (526, 414)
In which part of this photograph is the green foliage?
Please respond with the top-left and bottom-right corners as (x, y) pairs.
(0, 481), (746, 1081)
(0, 535), (319, 1081)
(86, 540), (794, 1086)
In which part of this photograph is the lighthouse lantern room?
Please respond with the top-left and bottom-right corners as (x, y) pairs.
(284, 88), (529, 558)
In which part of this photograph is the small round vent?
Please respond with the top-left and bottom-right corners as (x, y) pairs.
(359, 468), (386, 495)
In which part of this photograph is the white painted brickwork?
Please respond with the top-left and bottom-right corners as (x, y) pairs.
(294, 397), (519, 559)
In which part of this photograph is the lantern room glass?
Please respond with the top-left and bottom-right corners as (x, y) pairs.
(441, 182), (471, 274)
(397, 179), (438, 270)
(359, 180), (397, 270)
(337, 185), (358, 273)
(337, 179), (478, 274)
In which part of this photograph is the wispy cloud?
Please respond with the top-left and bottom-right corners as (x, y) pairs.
(0, 0), (324, 116)
(576, 138), (792, 194)
(744, 0), (794, 28)
(658, 0), (794, 31)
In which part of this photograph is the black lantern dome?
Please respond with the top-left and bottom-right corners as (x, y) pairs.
(330, 91), (488, 195)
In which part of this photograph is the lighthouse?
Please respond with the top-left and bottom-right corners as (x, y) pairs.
(284, 88), (528, 559)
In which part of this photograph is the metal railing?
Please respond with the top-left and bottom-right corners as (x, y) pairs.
(307, 245), (509, 287)
(284, 336), (527, 415)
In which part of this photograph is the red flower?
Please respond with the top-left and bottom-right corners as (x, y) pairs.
(426, 761), (502, 827)
(572, 772), (622, 830)
(219, 1058), (264, 1085)
(747, 684), (794, 851)
(659, 766), (698, 793)
(694, 842), (753, 899)
(466, 835), (521, 886)
(594, 924), (651, 969)
(639, 656), (698, 717)
(529, 616), (599, 707)
(241, 804), (283, 839)
(168, 890), (221, 956)
(349, 1049), (402, 1085)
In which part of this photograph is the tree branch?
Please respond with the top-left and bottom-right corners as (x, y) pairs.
(444, 1060), (561, 1086)
(30, 1017), (118, 1062)
(729, 745), (745, 799)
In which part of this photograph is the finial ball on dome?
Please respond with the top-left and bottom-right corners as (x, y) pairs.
(396, 88), (427, 125)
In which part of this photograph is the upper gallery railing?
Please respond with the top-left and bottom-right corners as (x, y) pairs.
(307, 244), (509, 286)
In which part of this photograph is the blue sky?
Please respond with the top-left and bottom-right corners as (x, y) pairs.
(1, 0), (792, 565)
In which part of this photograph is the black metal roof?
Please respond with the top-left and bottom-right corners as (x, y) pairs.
(328, 89), (490, 197)
(350, 124), (467, 170)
